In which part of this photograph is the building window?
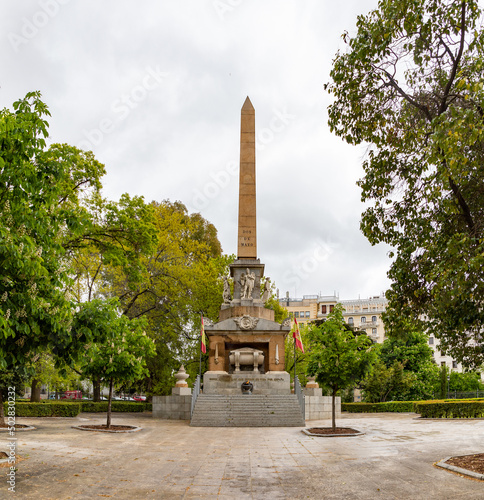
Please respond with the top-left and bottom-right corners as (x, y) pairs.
(361, 317), (366, 323)
(300, 311), (304, 317)
(429, 337), (434, 345)
(453, 361), (458, 369)
(294, 312), (299, 318)
(330, 305), (334, 313)
(321, 305), (327, 314)
(305, 311), (310, 318)
(372, 316), (377, 323)
(372, 328), (377, 335)
(348, 317), (354, 325)
(441, 361), (446, 367)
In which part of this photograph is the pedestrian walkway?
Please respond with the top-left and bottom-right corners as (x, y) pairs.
(3, 412), (483, 499)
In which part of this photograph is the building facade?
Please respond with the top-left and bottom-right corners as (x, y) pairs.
(279, 292), (466, 374)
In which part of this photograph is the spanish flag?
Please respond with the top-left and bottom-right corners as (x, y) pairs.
(293, 318), (304, 353)
(200, 315), (207, 354)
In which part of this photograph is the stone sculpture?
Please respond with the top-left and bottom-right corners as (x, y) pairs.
(241, 268), (255, 299)
(223, 276), (232, 304)
(262, 278), (271, 303)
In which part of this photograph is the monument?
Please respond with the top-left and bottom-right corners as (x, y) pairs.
(203, 97), (291, 395)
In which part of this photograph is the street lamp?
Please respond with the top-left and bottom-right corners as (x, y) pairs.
(447, 375), (450, 398)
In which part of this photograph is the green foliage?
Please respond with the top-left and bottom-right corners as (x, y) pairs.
(415, 400), (484, 418)
(449, 370), (484, 391)
(0, 91), (111, 405)
(342, 401), (415, 413)
(361, 331), (439, 401)
(6, 402), (81, 417)
(307, 304), (375, 428)
(78, 301), (155, 386)
(326, 0), (484, 367)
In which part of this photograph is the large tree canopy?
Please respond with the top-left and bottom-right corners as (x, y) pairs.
(326, 0), (484, 366)
(0, 92), (105, 371)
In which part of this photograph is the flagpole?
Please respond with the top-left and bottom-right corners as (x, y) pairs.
(293, 334), (296, 382)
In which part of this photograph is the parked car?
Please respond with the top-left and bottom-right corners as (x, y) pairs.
(123, 397), (136, 402)
(61, 390), (83, 400)
(133, 395), (146, 402)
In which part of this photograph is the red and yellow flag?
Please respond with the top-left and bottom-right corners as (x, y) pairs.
(293, 318), (304, 353)
(200, 315), (207, 354)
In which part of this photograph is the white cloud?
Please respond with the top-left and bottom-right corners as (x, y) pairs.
(0, 0), (389, 300)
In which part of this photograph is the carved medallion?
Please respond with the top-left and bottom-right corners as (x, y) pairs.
(281, 317), (291, 328)
(234, 315), (259, 330)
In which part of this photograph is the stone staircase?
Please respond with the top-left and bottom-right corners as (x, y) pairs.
(190, 394), (305, 427)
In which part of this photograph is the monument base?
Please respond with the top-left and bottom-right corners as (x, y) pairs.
(203, 371), (290, 395)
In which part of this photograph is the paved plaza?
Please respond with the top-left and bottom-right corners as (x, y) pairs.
(2, 412), (484, 499)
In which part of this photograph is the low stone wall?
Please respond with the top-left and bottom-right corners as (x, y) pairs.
(304, 395), (341, 421)
(152, 395), (191, 420)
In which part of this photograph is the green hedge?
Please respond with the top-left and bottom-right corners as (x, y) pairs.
(4, 402), (81, 417)
(342, 401), (415, 413)
(414, 400), (484, 418)
(80, 401), (145, 413)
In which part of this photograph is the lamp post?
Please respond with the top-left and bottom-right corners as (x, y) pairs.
(447, 375), (450, 398)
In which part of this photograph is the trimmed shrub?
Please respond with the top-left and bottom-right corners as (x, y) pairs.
(414, 400), (484, 418)
(143, 402), (152, 412)
(342, 401), (415, 413)
(4, 402), (81, 417)
(80, 401), (144, 413)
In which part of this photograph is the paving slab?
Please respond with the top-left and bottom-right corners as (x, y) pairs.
(1, 412), (483, 499)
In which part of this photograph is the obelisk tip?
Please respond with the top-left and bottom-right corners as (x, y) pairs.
(241, 96), (254, 113)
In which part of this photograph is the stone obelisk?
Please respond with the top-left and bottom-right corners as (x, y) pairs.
(237, 97), (257, 259)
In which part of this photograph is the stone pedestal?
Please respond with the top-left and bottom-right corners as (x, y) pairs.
(152, 365), (192, 420)
(305, 396), (341, 421)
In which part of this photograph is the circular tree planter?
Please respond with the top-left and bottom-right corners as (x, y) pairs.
(0, 424), (36, 431)
(302, 427), (365, 437)
(436, 454), (484, 480)
(72, 425), (142, 433)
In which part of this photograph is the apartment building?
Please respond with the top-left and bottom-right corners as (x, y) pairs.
(278, 293), (387, 343)
(279, 292), (466, 374)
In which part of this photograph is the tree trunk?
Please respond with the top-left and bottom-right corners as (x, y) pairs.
(106, 378), (113, 429)
(332, 389), (337, 431)
(93, 377), (101, 402)
(30, 379), (41, 402)
(0, 389), (5, 425)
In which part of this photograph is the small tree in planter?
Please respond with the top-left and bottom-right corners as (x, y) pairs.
(80, 310), (155, 429)
(307, 304), (375, 431)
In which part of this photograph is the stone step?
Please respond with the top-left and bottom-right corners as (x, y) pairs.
(190, 394), (305, 427)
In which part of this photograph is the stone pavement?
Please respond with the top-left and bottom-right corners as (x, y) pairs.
(2, 412), (483, 499)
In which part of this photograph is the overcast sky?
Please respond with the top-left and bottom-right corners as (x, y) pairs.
(1, 0), (392, 300)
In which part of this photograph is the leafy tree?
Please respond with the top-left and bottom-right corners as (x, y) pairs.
(307, 304), (375, 429)
(362, 331), (439, 400)
(360, 358), (414, 403)
(449, 370), (484, 392)
(0, 92), (105, 414)
(76, 299), (155, 428)
(326, 0), (484, 366)
(102, 201), (228, 395)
